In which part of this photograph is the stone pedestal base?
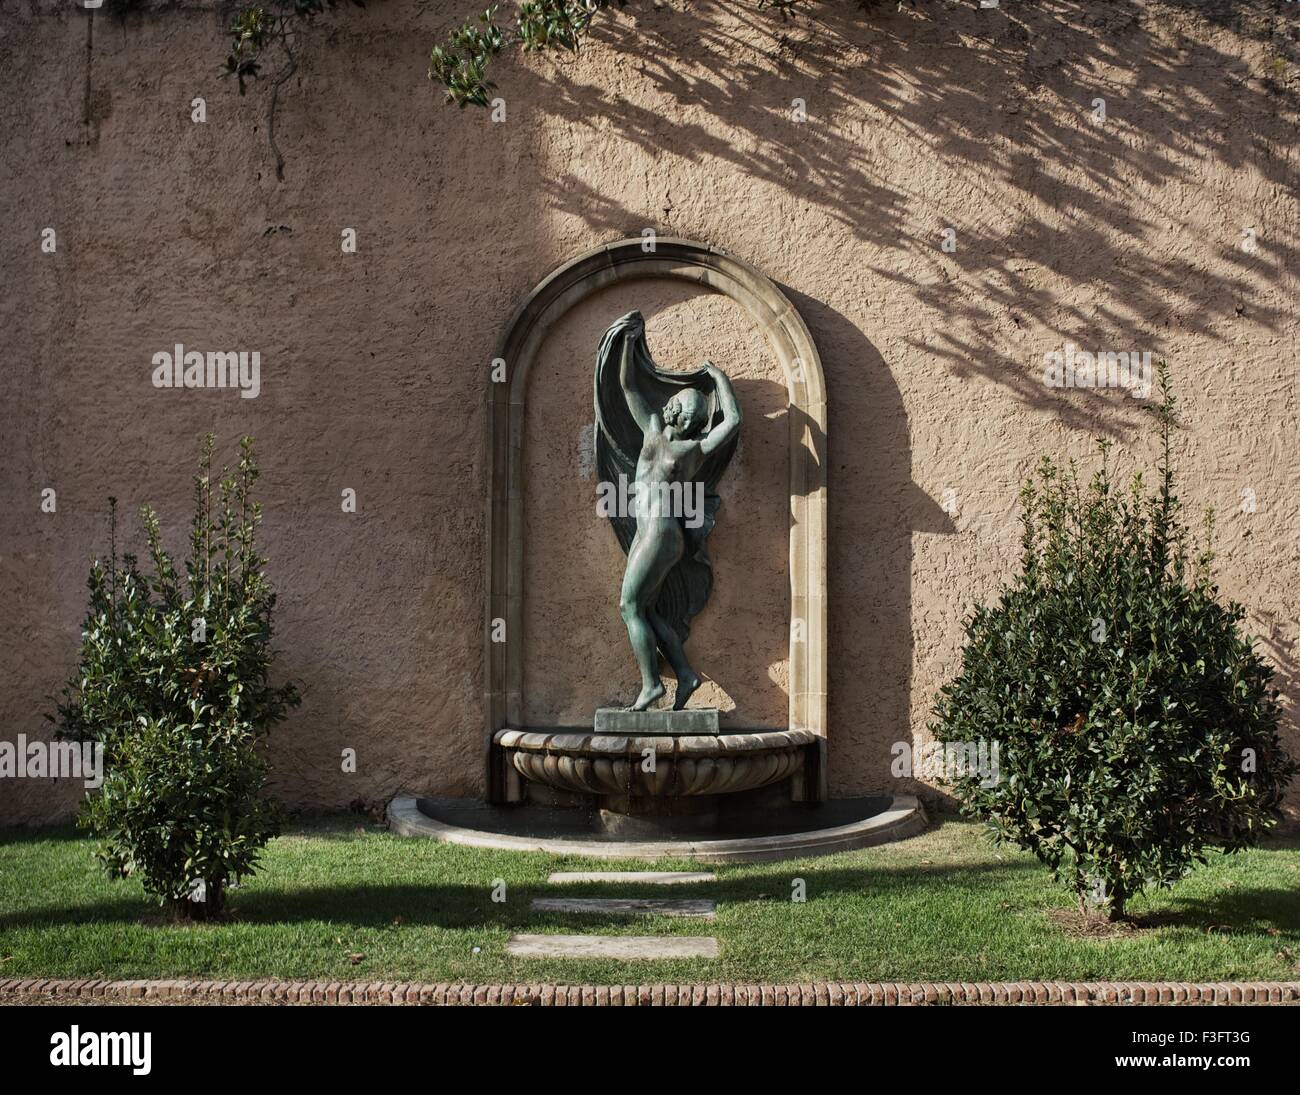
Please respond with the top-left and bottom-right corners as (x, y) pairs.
(593, 707), (720, 734)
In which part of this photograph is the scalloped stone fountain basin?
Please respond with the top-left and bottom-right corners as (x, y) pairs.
(494, 727), (817, 798)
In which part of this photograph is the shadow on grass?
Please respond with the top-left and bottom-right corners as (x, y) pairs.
(0, 858), (1040, 931)
(1132, 885), (1300, 934)
(5, 817), (1298, 940)
(4, 856), (1298, 940)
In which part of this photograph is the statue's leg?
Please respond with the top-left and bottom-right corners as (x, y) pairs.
(647, 611), (702, 711)
(620, 521), (682, 710)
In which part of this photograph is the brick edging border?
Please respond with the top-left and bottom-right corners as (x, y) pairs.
(3, 978), (1299, 1005)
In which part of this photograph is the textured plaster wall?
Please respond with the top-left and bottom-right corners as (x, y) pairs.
(1, 0), (1297, 823)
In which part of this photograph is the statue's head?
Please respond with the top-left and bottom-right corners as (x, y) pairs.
(663, 389), (708, 439)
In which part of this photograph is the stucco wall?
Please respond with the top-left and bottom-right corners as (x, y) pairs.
(1, 0), (1297, 824)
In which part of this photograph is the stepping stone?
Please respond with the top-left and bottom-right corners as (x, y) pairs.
(506, 934), (718, 959)
(547, 871), (716, 885)
(531, 897), (715, 919)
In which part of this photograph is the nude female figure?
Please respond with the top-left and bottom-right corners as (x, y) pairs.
(616, 335), (741, 711)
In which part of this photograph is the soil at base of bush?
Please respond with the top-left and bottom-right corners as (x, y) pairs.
(1048, 907), (1142, 940)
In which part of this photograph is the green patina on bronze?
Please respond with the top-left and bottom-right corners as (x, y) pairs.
(594, 311), (741, 711)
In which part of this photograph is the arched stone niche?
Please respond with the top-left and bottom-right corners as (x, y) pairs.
(485, 238), (827, 801)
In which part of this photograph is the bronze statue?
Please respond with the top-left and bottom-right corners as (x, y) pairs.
(594, 311), (741, 710)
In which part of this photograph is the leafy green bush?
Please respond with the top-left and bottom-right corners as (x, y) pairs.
(932, 370), (1295, 919)
(55, 436), (299, 919)
(81, 717), (278, 918)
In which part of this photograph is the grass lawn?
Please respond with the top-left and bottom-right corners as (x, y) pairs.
(2, 815), (1298, 985)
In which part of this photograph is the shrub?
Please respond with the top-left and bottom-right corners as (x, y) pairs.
(54, 435), (299, 918)
(932, 369), (1295, 920)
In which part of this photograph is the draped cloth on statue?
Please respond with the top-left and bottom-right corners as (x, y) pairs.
(593, 310), (738, 649)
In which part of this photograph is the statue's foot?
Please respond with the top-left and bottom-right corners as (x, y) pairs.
(630, 682), (666, 711)
(673, 671), (702, 711)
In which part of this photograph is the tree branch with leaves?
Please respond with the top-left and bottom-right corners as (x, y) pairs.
(224, 0), (363, 179)
(429, 1), (625, 107)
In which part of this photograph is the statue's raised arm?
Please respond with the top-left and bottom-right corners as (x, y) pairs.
(699, 361), (741, 456)
(618, 321), (657, 434)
